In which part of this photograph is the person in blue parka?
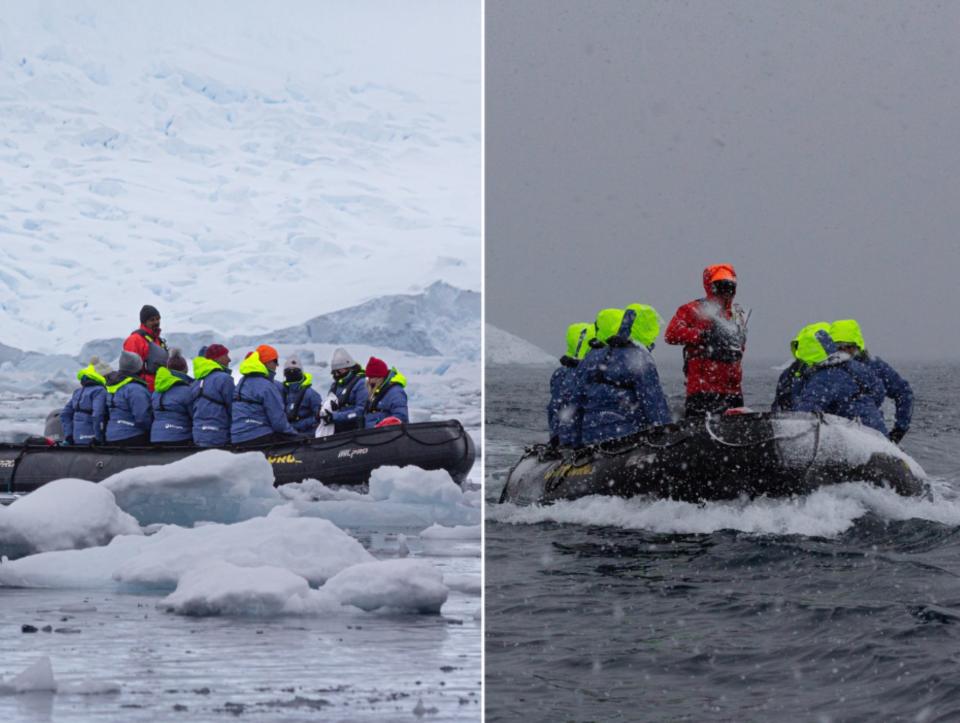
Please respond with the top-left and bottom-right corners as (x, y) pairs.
(793, 328), (887, 434)
(363, 356), (409, 428)
(61, 357), (111, 446)
(150, 351), (194, 445)
(575, 304), (672, 447)
(230, 345), (300, 446)
(105, 351), (154, 446)
(771, 322), (830, 412)
(547, 322), (595, 447)
(190, 344), (234, 447)
(280, 357), (323, 435)
(830, 319), (913, 443)
(325, 347), (368, 434)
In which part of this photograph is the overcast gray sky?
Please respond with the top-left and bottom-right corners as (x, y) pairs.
(486, 0), (960, 362)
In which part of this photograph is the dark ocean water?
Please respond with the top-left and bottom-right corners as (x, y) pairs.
(485, 361), (960, 722)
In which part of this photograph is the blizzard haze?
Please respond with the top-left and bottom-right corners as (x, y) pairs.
(486, 1), (960, 362)
(0, 0), (480, 354)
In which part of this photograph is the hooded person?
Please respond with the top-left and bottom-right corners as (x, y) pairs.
(664, 264), (748, 416)
(190, 343), (234, 447)
(771, 322), (830, 412)
(363, 357), (409, 428)
(150, 350), (194, 445)
(230, 345), (300, 445)
(122, 304), (169, 392)
(830, 319), (913, 444)
(793, 328), (887, 434)
(60, 356), (111, 446)
(574, 305), (672, 446)
(280, 356), (323, 435)
(546, 322), (595, 447)
(324, 347), (368, 434)
(104, 350), (153, 446)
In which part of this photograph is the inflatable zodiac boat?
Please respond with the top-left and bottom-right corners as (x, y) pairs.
(0, 421), (475, 498)
(500, 412), (928, 505)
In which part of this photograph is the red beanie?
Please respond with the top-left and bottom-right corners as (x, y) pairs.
(205, 344), (229, 360)
(365, 357), (389, 379)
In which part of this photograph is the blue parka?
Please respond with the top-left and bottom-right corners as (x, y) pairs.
(861, 355), (913, 436)
(794, 355), (888, 434)
(330, 370), (368, 433)
(105, 373), (153, 442)
(575, 336), (672, 446)
(61, 365), (108, 445)
(771, 360), (807, 412)
(548, 358), (581, 447)
(230, 352), (299, 444)
(282, 373), (323, 434)
(190, 358), (234, 447)
(150, 368), (195, 443)
(364, 370), (409, 428)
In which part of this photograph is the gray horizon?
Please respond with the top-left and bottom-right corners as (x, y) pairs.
(486, 0), (960, 364)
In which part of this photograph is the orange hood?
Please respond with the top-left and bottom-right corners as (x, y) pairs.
(703, 264), (737, 297)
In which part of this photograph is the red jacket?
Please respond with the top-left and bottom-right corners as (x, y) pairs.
(123, 325), (167, 392)
(664, 274), (746, 397)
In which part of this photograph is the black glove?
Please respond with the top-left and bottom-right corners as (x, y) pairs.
(319, 409), (333, 425)
(329, 399), (339, 412)
(889, 427), (906, 444)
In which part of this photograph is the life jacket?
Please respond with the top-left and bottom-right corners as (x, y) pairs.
(153, 367), (191, 411)
(193, 358), (230, 407)
(283, 373), (315, 423)
(132, 328), (170, 374)
(681, 299), (747, 368)
(365, 369), (407, 414)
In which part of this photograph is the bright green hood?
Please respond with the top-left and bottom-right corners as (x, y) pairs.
(239, 352), (270, 377)
(565, 323), (595, 359)
(795, 322), (832, 365)
(624, 303), (662, 347)
(154, 367), (190, 393)
(193, 357), (226, 380)
(594, 308), (625, 343)
(285, 372), (313, 388)
(375, 369), (407, 393)
(106, 376), (141, 394)
(76, 364), (106, 386)
(830, 319), (866, 351)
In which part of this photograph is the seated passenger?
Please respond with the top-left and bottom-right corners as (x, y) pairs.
(281, 357), (323, 435)
(771, 322), (829, 412)
(61, 357), (111, 446)
(575, 305), (672, 446)
(150, 351), (194, 445)
(793, 329), (887, 434)
(190, 344), (233, 447)
(325, 348), (368, 433)
(105, 351), (154, 446)
(230, 345), (300, 446)
(830, 319), (913, 444)
(363, 357), (409, 428)
(547, 322), (594, 447)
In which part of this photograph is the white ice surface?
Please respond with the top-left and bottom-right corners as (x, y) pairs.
(321, 558), (448, 615)
(485, 324), (555, 366)
(0, 479), (140, 556)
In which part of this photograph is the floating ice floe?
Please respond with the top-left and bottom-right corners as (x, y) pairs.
(321, 559), (448, 614)
(0, 656), (121, 696)
(101, 449), (281, 526)
(0, 479), (140, 558)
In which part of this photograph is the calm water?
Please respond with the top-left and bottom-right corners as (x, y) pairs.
(486, 360), (960, 722)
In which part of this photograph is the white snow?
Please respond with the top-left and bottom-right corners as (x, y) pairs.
(101, 449), (281, 526)
(0, 657), (56, 694)
(485, 324), (555, 366)
(369, 466), (466, 506)
(322, 559), (448, 614)
(420, 523), (481, 540)
(0, 1), (480, 356)
(0, 478), (140, 556)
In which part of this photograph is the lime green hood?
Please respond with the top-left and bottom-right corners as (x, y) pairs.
(794, 322), (832, 365)
(624, 303), (662, 347)
(154, 367), (190, 393)
(239, 352), (270, 376)
(594, 308), (625, 343)
(829, 319), (866, 351)
(76, 364), (106, 386)
(286, 372), (313, 388)
(193, 357), (227, 380)
(565, 323), (595, 359)
(106, 376), (139, 394)
(374, 369), (407, 394)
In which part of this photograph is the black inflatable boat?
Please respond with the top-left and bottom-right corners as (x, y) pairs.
(0, 420), (475, 497)
(500, 412), (928, 505)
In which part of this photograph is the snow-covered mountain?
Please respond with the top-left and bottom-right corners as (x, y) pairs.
(485, 324), (555, 366)
(0, 1), (480, 355)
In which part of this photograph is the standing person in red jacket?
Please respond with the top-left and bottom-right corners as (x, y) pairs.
(123, 305), (170, 392)
(664, 264), (748, 417)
